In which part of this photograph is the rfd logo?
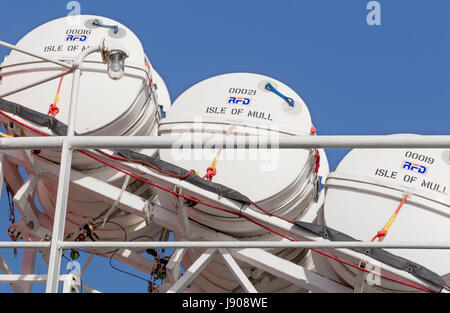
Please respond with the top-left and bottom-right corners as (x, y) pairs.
(402, 161), (427, 174)
(66, 35), (87, 42)
(228, 97), (250, 105)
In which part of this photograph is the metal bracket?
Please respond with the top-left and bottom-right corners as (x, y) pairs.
(173, 186), (191, 239)
(143, 200), (155, 226)
(166, 248), (186, 284)
(354, 261), (366, 293)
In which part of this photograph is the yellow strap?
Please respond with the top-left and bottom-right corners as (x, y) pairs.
(382, 214), (398, 232)
(0, 131), (12, 138)
(211, 157), (218, 169)
(204, 125), (235, 178)
(379, 194), (409, 234)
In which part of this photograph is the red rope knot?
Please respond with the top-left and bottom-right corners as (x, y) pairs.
(48, 104), (59, 117)
(203, 167), (217, 181)
(371, 229), (387, 242)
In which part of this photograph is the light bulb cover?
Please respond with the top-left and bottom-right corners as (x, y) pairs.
(107, 50), (127, 80)
(101, 40), (129, 80)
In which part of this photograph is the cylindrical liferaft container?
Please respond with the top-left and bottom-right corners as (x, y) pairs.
(0, 15), (170, 242)
(316, 139), (449, 292)
(158, 73), (326, 292)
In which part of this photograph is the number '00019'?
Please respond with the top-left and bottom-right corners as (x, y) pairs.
(405, 151), (434, 164)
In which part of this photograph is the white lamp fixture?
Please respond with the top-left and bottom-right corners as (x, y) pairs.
(101, 39), (129, 80)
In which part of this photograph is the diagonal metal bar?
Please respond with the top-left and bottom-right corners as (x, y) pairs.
(230, 248), (353, 293)
(167, 248), (217, 293)
(80, 254), (94, 278)
(0, 252), (26, 293)
(219, 249), (258, 293)
(0, 69), (73, 98)
(0, 40), (73, 69)
(20, 249), (37, 293)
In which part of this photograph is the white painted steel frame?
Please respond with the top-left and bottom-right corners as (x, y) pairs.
(0, 152), (448, 293)
(44, 45), (103, 293)
(0, 240), (449, 250)
(0, 40), (449, 293)
(0, 135), (450, 150)
(59, 241), (450, 250)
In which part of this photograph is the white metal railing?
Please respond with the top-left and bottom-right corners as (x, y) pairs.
(59, 241), (450, 249)
(0, 274), (84, 293)
(0, 135), (449, 150)
(0, 39), (449, 293)
(1, 241), (450, 250)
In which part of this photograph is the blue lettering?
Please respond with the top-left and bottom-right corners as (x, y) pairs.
(402, 161), (427, 174)
(403, 161), (412, 170)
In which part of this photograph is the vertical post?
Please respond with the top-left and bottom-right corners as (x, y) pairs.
(45, 65), (81, 293)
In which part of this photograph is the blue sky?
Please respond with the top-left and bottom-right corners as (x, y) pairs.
(0, 0), (448, 292)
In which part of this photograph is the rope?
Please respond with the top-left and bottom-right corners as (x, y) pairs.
(203, 125), (235, 181)
(371, 194), (409, 242)
(48, 68), (67, 117)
